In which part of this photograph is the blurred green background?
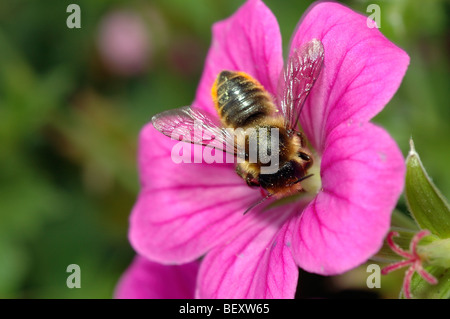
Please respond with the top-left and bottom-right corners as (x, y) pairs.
(0, 0), (448, 298)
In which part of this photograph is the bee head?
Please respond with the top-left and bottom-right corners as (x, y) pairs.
(297, 150), (313, 171)
(258, 160), (299, 189)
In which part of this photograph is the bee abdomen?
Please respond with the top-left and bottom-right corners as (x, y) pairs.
(213, 71), (275, 128)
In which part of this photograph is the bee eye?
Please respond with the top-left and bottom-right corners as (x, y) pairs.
(298, 152), (311, 161)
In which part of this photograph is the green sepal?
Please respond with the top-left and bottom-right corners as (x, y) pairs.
(418, 238), (450, 268)
(371, 227), (434, 263)
(390, 210), (419, 231)
(405, 139), (450, 238)
(401, 266), (450, 299)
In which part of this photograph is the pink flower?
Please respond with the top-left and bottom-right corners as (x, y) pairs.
(115, 256), (199, 299)
(128, 0), (409, 298)
(97, 10), (151, 76)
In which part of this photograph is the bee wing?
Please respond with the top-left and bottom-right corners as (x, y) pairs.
(151, 106), (244, 158)
(279, 39), (324, 131)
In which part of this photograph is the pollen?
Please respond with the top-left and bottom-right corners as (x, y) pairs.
(211, 78), (219, 112)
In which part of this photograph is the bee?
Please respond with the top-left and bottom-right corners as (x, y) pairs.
(152, 39), (324, 213)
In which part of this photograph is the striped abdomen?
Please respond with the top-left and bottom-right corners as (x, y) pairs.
(212, 71), (276, 128)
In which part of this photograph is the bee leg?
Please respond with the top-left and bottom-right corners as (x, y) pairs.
(246, 175), (260, 187)
(260, 188), (268, 197)
(236, 165), (260, 188)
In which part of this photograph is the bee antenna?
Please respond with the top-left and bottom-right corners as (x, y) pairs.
(293, 174), (314, 185)
(243, 193), (273, 215)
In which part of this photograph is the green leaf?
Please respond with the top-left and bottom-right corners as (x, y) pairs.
(405, 139), (450, 238)
(0, 239), (28, 298)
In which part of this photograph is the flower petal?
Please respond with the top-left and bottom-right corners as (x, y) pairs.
(193, 0), (283, 114)
(291, 122), (405, 275)
(290, 2), (409, 151)
(114, 256), (199, 299)
(197, 205), (298, 299)
(129, 124), (261, 264)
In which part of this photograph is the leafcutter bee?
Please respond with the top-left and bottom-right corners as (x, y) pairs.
(152, 39), (324, 213)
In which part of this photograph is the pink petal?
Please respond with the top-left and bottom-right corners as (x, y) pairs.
(129, 124), (261, 264)
(115, 256), (199, 299)
(197, 205), (299, 299)
(193, 0), (283, 114)
(291, 122), (405, 275)
(290, 2), (409, 151)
